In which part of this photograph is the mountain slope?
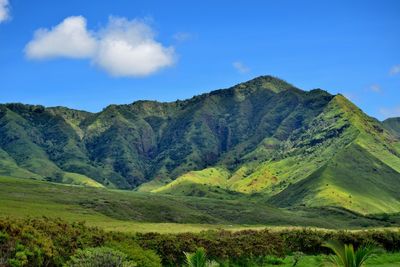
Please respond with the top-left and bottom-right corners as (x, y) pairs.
(267, 96), (400, 213)
(383, 117), (400, 138)
(1, 76), (325, 189)
(270, 143), (400, 214)
(1, 76), (400, 215)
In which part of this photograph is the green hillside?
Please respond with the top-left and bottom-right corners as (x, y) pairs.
(383, 117), (400, 138)
(0, 176), (396, 231)
(1, 76), (400, 215)
(145, 94), (400, 214)
(270, 144), (400, 214)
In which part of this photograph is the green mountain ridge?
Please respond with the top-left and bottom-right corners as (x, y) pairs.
(1, 75), (399, 214)
(383, 117), (400, 138)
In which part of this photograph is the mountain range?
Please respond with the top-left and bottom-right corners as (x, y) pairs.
(1, 76), (400, 214)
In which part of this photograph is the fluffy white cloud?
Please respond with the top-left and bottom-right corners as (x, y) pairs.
(25, 16), (97, 59)
(0, 0), (10, 23)
(389, 65), (400, 76)
(25, 16), (175, 77)
(93, 17), (175, 77)
(233, 61), (250, 74)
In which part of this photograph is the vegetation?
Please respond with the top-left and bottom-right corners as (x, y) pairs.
(324, 240), (378, 267)
(1, 176), (398, 232)
(135, 228), (400, 265)
(383, 118), (400, 138)
(0, 217), (161, 267)
(1, 76), (400, 216)
(184, 248), (218, 267)
(1, 76), (400, 265)
(65, 247), (136, 267)
(1, 217), (400, 266)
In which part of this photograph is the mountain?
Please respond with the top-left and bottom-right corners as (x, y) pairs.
(383, 117), (400, 138)
(1, 76), (400, 214)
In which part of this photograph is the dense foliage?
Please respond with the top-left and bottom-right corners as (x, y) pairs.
(0, 217), (161, 267)
(1, 217), (400, 266)
(136, 229), (400, 265)
(65, 247), (136, 267)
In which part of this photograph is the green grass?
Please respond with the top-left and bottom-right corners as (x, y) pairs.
(151, 167), (230, 193)
(271, 143), (400, 214)
(366, 253), (400, 266)
(383, 118), (400, 138)
(0, 176), (398, 234)
(62, 172), (105, 188)
(261, 253), (400, 267)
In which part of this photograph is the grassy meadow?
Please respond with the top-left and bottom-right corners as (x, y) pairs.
(1, 176), (399, 233)
(262, 253), (400, 267)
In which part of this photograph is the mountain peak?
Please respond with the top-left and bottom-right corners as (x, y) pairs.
(236, 75), (298, 93)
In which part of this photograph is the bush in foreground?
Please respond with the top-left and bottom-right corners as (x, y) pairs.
(65, 247), (135, 267)
(184, 248), (218, 267)
(1, 217), (400, 266)
(324, 240), (379, 267)
(0, 217), (161, 267)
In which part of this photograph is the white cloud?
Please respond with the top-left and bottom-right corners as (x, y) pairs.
(369, 84), (381, 93)
(0, 0), (10, 23)
(379, 106), (400, 118)
(389, 65), (400, 76)
(93, 17), (175, 77)
(25, 16), (175, 77)
(233, 61), (250, 74)
(25, 16), (96, 59)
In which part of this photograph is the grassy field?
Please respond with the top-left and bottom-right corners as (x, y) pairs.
(261, 253), (400, 267)
(0, 176), (399, 234)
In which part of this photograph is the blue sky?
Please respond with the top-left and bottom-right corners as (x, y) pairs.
(0, 0), (399, 120)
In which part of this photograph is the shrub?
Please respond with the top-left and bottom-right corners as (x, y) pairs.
(136, 229), (285, 265)
(2, 217), (400, 266)
(0, 217), (160, 267)
(0, 217), (107, 266)
(106, 240), (162, 267)
(64, 247), (136, 267)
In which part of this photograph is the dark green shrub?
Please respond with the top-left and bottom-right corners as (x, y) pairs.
(136, 229), (284, 265)
(0, 217), (107, 266)
(0, 217), (159, 267)
(1, 217), (400, 266)
(106, 240), (161, 267)
(137, 228), (400, 265)
(64, 247), (136, 267)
